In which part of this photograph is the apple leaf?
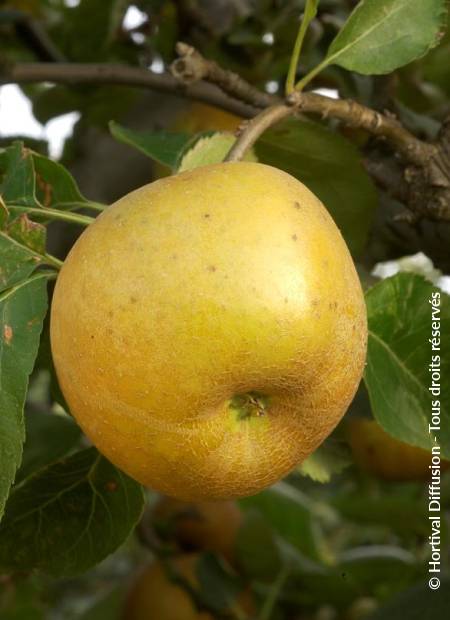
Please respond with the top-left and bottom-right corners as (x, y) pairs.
(0, 272), (49, 520)
(0, 578), (45, 619)
(325, 0), (448, 75)
(298, 438), (352, 483)
(235, 510), (283, 581)
(0, 231), (46, 292)
(195, 554), (245, 615)
(32, 152), (92, 211)
(364, 273), (450, 458)
(240, 481), (335, 561)
(109, 121), (196, 170)
(6, 214), (46, 254)
(16, 411), (82, 484)
(0, 142), (95, 213)
(255, 118), (377, 256)
(0, 143), (36, 207)
(337, 546), (417, 591)
(367, 578), (450, 620)
(178, 132), (257, 172)
(332, 489), (429, 538)
(0, 448), (145, 575)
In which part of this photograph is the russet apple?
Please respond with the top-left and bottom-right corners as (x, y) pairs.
(50, 162), (367, 500)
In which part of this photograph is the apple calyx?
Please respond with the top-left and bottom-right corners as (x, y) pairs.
(229, 391), (268, 420)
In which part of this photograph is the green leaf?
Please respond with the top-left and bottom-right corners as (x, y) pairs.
(0, 273), (49, 520)
(16, 411), (82, 483)
(0, 448), (145, 576)
(0, 232), (45, 292)
(299, 438), (352, 483)
(54, 0), (128, 61)
(337, 545), (417, 591)
(332, 489), (429, 538)
(109, 121), (195, 170)
(6, 215), (46, 254)
(0, 577), (45, 620)
(325, 0), (448, 75)
(178, 132), (257, 172)
(0, 143), (36, 207)
(235, 510), (283, 581)
(364, 274), (450, 458)
(0, 142), (92, 212)
(32, 152), (90, 211)
(367, 577), (450, 620)
(195, 553), (244, 614)
(255, 118), (377, 256)
(240, 482), (332, 561)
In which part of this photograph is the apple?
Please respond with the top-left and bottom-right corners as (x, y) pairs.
(123, 555), (213, 620)
(123, 553), (254, 620)
(51, 162), (367, 500)
(155, 102), (241, 178)
(347, 418), (447, 481)
(151, 496), (242, 563)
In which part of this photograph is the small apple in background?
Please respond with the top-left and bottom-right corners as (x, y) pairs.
(123, 553), (253, 620)
(151, 496), (242, 564)
(123, 554), (212, 620)
(173, 102), (241, 135)
(347, 418), (448, 481)
(154, 102), (242, 178)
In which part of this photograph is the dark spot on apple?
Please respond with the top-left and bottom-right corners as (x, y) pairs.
(171, 253), (178, 260)
(284, 298), (289, 303)
(203, 213), (210, 218)
(292, 234), (298, 241)
(207, 265), (217, 272)
(130, 296), (138, 304)
(293, 201), (301, 209)
(108, 310), (114, 318)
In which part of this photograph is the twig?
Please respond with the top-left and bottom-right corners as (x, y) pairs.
(0, 61), (258, 119)
(170, 44), (434, 168)
(288, 91), (434, 166)
(225, 104), (293, 162)
(170, 42), (275, 108)
(225, 93), (434, 167)
(1, 47), (449, 220)
(1, 57), (431, 166)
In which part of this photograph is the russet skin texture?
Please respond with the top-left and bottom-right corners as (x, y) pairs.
(51, 162), (367, 500)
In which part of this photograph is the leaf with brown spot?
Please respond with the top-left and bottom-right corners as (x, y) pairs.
(7, 214), (46, 254)
(3, 324), (13, 345)
(0, 273), (49, 520)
